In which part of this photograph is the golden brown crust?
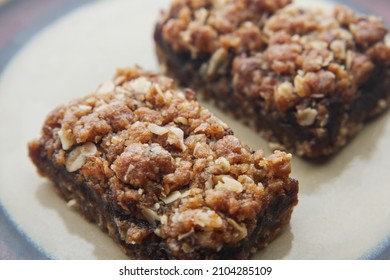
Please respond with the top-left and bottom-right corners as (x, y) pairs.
(28, 67), (298, 259)
(160, 0), (292, 55)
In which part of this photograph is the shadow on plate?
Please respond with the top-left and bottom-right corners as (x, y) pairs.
(253, 225), (294, 260)
(35, 181), (126, 260)
(291, 111), (390, 195)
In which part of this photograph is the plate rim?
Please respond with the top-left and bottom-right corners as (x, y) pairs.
(0, 0), (389, 260)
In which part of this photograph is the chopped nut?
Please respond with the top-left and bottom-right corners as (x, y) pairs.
(113, 74), (126, 85)
(330, 39), (346, 60)
(180, 189), (191, 199)
(212, 0), (227, 8)
(294, 75), (310, 97)
(167, 127), (187, 151)
(58, 126), (74, 150)
(215, 176), (244, 193)
(171, 208), (224, 230)
(148, 124), (187, 151)
(307, 40), (328, 50)
(215, 157), (231, 172)
(193, 209), (224, 229)
(160, 191), (182, 204)
(77, 105), (92, 114)
(209, 115), (229, 129)
(96, 80), (115, 94)
(193, 142), (203, 156)
(160, 214), (168, 225)
(65, 142), (97, 172)
(349, 52), (375, 84)
(193, 141), (214, 159)
(94, 103), (108, 112)
(154, 83), (164, 95)
(194, 122), (209, 133)
(207, 48), (228, 76)
(66, 199), (77, 208)
(178, 229), (195, 241)
(127, 77), (152, 95)
(148, 123), (169, 135)
(194, 8), (208, 24)
(323, 51), (334, 67)
(334, 5), (356, 26)
(174, 116), (188, 125)
(227, 218), (248, 241)
(345, 50), (353, 70)
(274, 81), (297, 111)
(296, 108), (318, 126)
(276, 82), (293, 97)
(141, 207), (160, 226)
(268, 142), (286, 151)
(110, 135), (122, 145)
(205, 178), (213, 190)
(125, 224), (150, 245)
(237, 175), (254, 184)
(311, 93), (325, 99)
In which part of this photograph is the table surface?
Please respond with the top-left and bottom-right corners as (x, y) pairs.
(0, 0), (389, 260)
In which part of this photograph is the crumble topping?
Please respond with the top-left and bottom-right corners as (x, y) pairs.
(156, 0), (390, 157)
(36, 67), (296, 256)
(161, 0), (292, 56)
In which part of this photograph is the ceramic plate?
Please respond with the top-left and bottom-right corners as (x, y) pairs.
(0, 0), (389, 259)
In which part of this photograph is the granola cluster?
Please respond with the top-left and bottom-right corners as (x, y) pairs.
(161, 0), (292, 55)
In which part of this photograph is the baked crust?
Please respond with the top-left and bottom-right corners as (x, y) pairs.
(28, 67), (298, 259)
(154, 0), (390, 157)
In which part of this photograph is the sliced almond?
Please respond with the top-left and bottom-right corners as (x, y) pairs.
(58, 126), (74, 151)
(148, 124), (187, 151)
(77, 104), (92, 114)
(180, 189), (191, 198)
(238, 175), (254, 184)
(174, 116), (188, 125)
(66, 199), (77, 208)
(65, 142), (97, 172)
(160, 191), (182, 204)
(148, 123), (169, 135)
(207, 48), (228, 76)
(141, 207), (160, 226)
(294, 75), (310, 97)
(127, 77), (152, 95)
(227, 218), (248, 241)
(160, 214), (168, 225)
(192, 209), (223, 229)
(215, 176), (244, 193)
(297, 108), (318, 126)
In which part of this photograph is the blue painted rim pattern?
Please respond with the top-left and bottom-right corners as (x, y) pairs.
(0, 0), (389, 260)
